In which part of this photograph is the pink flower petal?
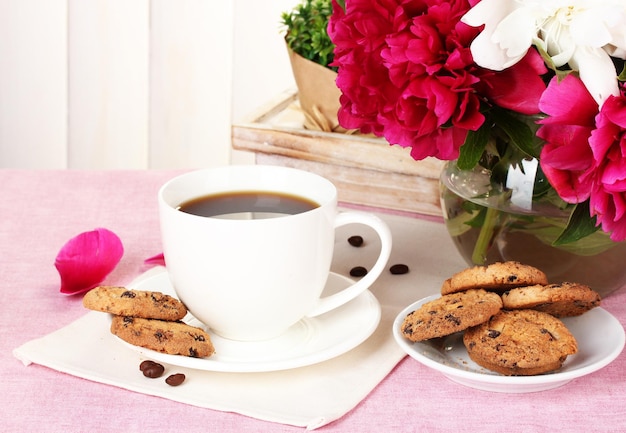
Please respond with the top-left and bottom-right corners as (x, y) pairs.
(144, 252), (166, 267)
(55, 228), (124, 295)
(479, 50), (547, 115)
(538, 75), (598, 126)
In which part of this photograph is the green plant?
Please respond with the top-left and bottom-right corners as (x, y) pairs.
(281, 0), (338, 71)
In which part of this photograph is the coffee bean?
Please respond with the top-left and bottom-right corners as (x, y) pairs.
(350, 266), (368, 277)
(389, 264), (409, 275)
(347, 235), (364, 247)
(165, 373), (186, 386)
(142, 362), (165, 378)
(139, 360), (157, 372)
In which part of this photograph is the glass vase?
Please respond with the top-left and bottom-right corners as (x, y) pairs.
(440, 159), (626, 298)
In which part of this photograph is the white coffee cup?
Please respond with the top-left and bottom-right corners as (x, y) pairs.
(158, 165), (392, 341)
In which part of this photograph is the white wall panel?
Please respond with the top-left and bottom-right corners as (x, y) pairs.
(149, 0), (234, 169)
(0, 0), (68, 168)
(68, 0), (149, 169)
(231, 0), (298, 122)
(230, 0), (299, 165)
(0, 0), (304, 169)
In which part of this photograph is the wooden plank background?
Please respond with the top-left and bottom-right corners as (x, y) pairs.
(232, 92), (445, 216)
(0, 0), (299, 169)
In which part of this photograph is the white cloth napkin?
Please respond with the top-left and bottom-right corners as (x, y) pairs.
(13, 215), (465, 429)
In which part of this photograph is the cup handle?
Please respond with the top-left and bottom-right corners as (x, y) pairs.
(306, 211), (392, 317)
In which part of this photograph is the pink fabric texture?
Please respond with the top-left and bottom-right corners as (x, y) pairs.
(2, 169), (626, 433)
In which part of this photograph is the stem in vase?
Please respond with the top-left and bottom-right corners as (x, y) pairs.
(471, 206), (501, 264)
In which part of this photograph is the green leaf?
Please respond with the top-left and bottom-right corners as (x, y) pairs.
(281, 0), (335, 70)
(553, 200), (600, 245)
(490, 109), (539, 158)
(443, 208), (475, 237)
(618, 61), (626, 81)
(463, 203), (487, 228)
(458, 122), (491, 170)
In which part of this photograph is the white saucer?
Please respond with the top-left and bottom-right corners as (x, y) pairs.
(118, 270), (381, 372)
(393, 295), (625, 393)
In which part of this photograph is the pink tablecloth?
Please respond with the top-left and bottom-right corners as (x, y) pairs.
(2, 169), (626, 433)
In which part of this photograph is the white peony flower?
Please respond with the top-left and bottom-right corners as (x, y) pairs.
(461, 0), (626, 106)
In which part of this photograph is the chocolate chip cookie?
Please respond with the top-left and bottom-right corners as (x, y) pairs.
(463, 309), (577, 376)
(111, 316), (214, 358)
(83, 286), (187, 321)
(501, 282), (601, 317)
(441, 261), (548, 295)
(401, 289), (503, 342)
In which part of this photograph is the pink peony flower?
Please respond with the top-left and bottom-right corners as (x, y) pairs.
(55, 228), (124, 295)
(475, 49), (547, 115)
(330, 0), (546, 161)
(538, 75), (598, 203)
(329, 0), (400, 135)
(538, 74), (626, 241)
(587, 92), (626, 241)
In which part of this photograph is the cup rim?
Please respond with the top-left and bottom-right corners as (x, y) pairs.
(158, 165), (337, 221)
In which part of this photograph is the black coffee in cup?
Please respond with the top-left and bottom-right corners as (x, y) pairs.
(177, 191), (319, 220)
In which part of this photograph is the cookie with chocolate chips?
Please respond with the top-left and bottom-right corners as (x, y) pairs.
(83, 286), (187, 321)
(401, 289), (503, 342)
(501, 282), (601, 317)
(463, 309), (577, 376)
(110, 316), (214, 358)
(440, 261), (548, 295)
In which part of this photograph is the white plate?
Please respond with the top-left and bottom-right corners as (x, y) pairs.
(393, 295), (625, 393)
(118, 271), (381, 372)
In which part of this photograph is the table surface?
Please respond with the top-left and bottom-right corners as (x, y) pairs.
(2, 169), (625, 433)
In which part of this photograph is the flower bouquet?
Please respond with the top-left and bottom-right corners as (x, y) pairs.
(328, 0), (626, 291)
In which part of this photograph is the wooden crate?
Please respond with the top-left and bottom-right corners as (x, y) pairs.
(231, 90), (444, 217)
